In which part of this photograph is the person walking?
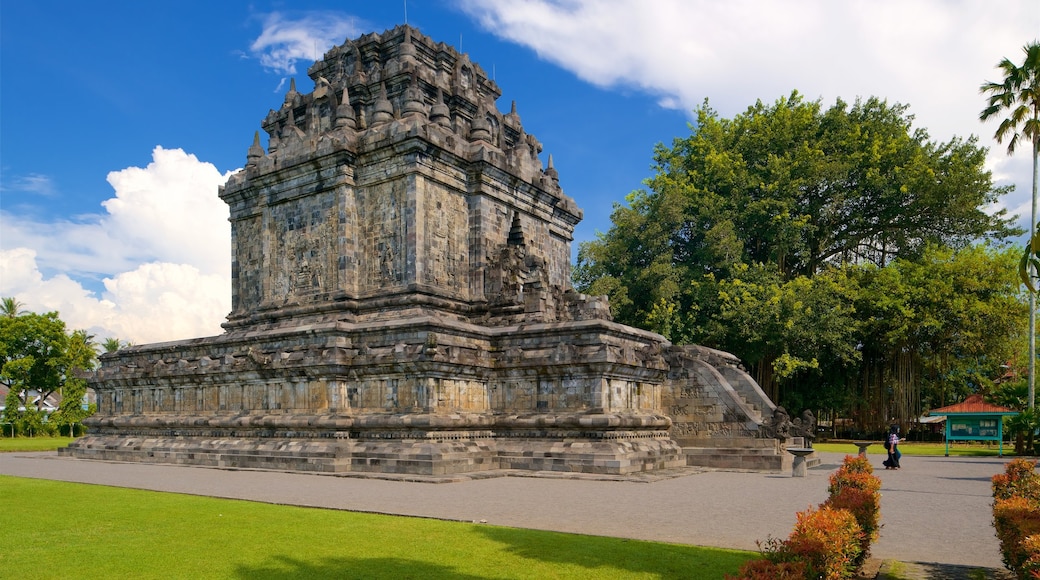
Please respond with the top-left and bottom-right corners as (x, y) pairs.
(884, 425), (902, 469)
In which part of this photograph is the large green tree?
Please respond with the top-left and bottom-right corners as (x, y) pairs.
(705, 263), (862, 411)
(576, 93), (1024, 427)
(576, 92), (1018, 334)
(983, 41), (1040, 408)
(0, 303), (98, 435)
(853, 245), (1026, 430)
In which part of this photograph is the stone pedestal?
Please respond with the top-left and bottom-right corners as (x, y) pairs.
(787, 447), (815, 477)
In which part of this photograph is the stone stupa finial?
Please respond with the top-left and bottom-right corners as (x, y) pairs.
(335, 85), (357, 130)
(430, 87), (451, 128)
(370, 82), (394, 124)
(246, 131), (264, 169)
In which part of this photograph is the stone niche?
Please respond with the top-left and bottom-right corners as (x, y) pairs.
(63, 25), (777, 476)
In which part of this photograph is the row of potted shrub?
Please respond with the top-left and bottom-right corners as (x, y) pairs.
(728, 455), (882, 580)
(992, 458), (1040, 578)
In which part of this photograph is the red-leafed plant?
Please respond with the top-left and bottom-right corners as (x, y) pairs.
(992, 459), (1040, 578)
(730, 455), (880, 580)
(833, 454), (874, 475)
(1019, 534), (1040, 579)
(727, 558), (807, 580)
(823, 487), (880, 557)
(729, 507), (864, 580)
(785, 506), (864, 580)
(825, 455), (882, 561)
(994, 459), (1040, 502)
(994, 495), (1040, 576)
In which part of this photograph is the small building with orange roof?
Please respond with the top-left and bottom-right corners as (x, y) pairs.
(928, 394), (1019, 457)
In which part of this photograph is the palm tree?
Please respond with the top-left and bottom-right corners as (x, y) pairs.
(102, 337), (123, 353)
(1, 297), (28, 318)
(982, 41), (1040, 408)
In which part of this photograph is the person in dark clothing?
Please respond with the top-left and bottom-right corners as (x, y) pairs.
(883, 425), (902, 469)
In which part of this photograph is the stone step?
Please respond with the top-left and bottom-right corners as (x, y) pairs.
(683, 451), (786, 471)
(683, 447), (781, 456)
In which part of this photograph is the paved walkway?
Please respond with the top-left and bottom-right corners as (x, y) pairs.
(0, 450), (1015, 578)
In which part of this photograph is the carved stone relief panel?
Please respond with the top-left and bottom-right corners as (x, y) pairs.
(359, 180), (406, 290)
(232, 216), (263, 312)
(267, 194), (338, 303)
(422, 186), (466, 291)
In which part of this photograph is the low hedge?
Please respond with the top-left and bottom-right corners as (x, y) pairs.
(729, 455), (881, 580)
(992, 458), (1040, 578)
(823, 455), (881, 562)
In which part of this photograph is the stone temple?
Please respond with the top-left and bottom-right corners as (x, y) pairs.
(63, 26), (782, 476)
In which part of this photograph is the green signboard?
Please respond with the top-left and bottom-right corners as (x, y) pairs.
(947, 417), (1001, 440)
(931, 396), (1018, 457)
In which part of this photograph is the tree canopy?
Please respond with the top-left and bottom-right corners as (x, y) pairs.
(575, 93), (1025, 431)
(0, 302), (98, 435)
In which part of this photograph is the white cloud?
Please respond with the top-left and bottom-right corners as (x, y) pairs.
(6, 173), (57, 197)
(461, 0), (1040, 230)
(3, 147), (231, 280)
(102, 147), (232, 276)
(1, 250), (229, 345)
(0, 147), (234, 344)
(250, 12), (365, 75)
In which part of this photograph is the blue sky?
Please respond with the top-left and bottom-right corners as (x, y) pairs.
(1, 0), (1038, 344)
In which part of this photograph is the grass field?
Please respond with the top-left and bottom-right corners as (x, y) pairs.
(0, 476), (755, 579)
(0, 436), (76, 452)
(814, 440), (1015, 457)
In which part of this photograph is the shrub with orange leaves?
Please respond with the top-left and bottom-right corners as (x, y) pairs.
(1020, 534), (1040, 579)
(994, 495), (1040, 577)
(994, 459), (1040, 502)
(785, 506), (864, 580)
(729, 507), (863, 580)
(834, 454), (873, 475)
(992, 459), (1040, 578)
(823, 487), (880, 553)
(825, 454), (882, 561)
(731, 455), (880, 579)
(726, 558), (807, 580)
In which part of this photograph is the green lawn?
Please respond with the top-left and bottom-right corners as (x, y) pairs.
(0, 436), (76, 452)
(0, 476), (755, 579)
(814, 441), (1014, 457)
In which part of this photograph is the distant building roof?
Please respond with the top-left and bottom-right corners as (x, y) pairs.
(929, 394), (1018, 416)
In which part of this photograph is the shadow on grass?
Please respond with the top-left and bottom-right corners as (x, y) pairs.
(236, 555), (487, 579)
(472, 525), (752, 579)
(236, 532), (753, 579)
(882, 560), (1013, 580)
